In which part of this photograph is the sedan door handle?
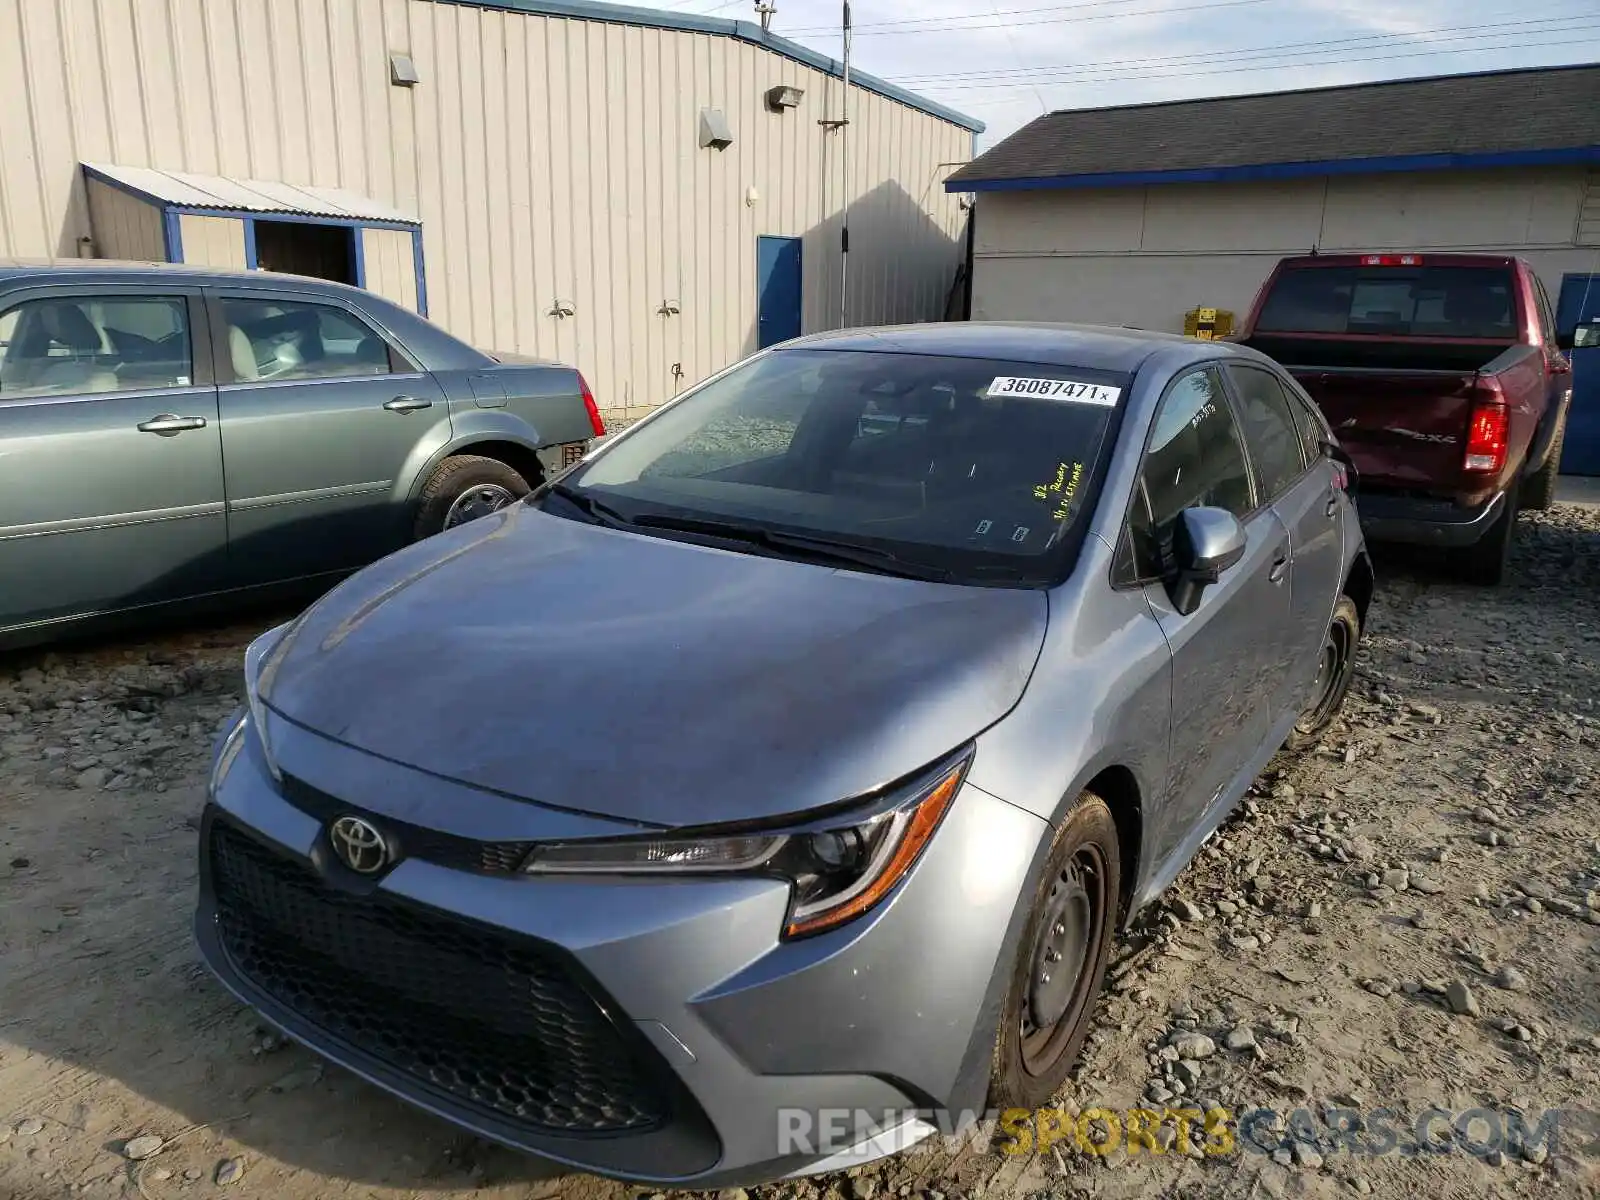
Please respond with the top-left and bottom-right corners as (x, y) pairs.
(136, 414), (208, 435)
(1268, 555), (1289, 584)
(1325, 494), (1339, 517)
(383, 395), (433, 412)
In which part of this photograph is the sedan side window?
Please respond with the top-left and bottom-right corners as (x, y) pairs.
(1225, 365), (1308, 502)
(0, 296), (192, 398)
(1124, 367), (1253, 580)
(221, 298), (392, 384)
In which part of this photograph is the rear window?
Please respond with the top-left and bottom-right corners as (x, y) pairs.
(563, 348), (1128, 584)
(1256, 266), (1517, 338)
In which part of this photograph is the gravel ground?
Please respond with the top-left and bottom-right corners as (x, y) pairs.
(3, 503), (1600, 1200)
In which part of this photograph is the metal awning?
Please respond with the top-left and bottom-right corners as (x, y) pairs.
(82, 163), (418, 225)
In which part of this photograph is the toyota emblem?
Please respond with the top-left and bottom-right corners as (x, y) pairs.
(329, 815), (390, 875)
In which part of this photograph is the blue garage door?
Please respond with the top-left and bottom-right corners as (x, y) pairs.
(1557, 274), (1600, 477)
(757, 236), (802, 349)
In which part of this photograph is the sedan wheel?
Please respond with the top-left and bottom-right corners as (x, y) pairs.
(1286, 595), (1360, 751)
(445, 483), (517, 529)
(414, 454), (532, 541)
(990, 791), (1120, 1110)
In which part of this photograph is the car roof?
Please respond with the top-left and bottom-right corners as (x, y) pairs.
(781, 321), (1241, 374)
(0, 257), (371, 296)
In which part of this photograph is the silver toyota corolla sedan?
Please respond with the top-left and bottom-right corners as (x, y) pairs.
(196, 323), (1371, 1185)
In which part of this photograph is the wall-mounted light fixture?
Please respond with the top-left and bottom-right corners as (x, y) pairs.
(389, 52), (420, 87)
(745, 186), (760, 207)
(765, 84), (804, 112)
(699, 107), (734, 151)
(658, 299), (681, 316)
(549, 299), (576, 318)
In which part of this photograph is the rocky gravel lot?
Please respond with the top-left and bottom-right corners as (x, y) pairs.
(4, 502), (1600, 1200)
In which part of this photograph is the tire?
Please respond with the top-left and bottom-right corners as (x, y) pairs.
(1453, 493), (1517, 586)
(989, 792), (1121, 1112)
(1518, 412), (1566, 512)
(1284, 595), (1360, 752)
(413, 455), (532, 540)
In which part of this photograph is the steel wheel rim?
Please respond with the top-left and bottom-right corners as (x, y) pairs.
(444, 483), (515, 528)
(1020, 844), (1109, 1076)
(1297, 617), (1352, 734)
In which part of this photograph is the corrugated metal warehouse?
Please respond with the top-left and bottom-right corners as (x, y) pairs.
(947, 64), (1600, 337)
(0, 0), (983, 426)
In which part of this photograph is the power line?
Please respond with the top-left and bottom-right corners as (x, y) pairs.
(784, 0), (1207, 34)
(786, 0), (1277, 37)
(919, 36), (1599, 92)
(890, 10), (1594, 84)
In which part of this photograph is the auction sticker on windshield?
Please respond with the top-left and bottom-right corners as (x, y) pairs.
(987, 377), (1122, 405)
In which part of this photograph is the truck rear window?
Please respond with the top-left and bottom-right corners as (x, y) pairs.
(1255, 266), (1516, 339)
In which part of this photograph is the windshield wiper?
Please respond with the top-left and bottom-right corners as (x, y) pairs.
(544, 481), (634, 528)
(627, 513), (957, 582)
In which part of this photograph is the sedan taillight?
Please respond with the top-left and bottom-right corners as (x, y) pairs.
(579, 373), (606, 438)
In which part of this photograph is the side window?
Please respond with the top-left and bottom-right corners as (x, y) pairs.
(1531, 275), (1560, 353)
(1124, 367), (1253, 580)
(0, 296), (191, 398)
(221, 298), (391, 383)
(1280, 376), (1329, 465)
(1225, 365), (1308, 502)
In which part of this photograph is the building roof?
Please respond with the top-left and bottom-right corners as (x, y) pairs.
(451, 0), (983, 133)
(946, 62), (1600, 192)
(82, 164), (418, 224)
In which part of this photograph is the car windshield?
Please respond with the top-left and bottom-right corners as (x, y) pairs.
(548, 348), (1127, 585)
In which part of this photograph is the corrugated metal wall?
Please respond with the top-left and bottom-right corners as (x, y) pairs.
(971, 168), (1599, 334)
(177, 215), (247, 268)
(362, 228), (420, 312)
(82, 178), (164, 261)
(0, 0), (971, 424)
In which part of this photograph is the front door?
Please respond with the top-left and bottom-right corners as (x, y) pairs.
(0, 288), (226, 632)
(1557, 274), (1600, 476)
(209, 290), (451, 586)
(1125, 366), (1294, 870)
(757, 236), (802, 349)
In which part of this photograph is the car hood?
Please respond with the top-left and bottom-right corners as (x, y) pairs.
(261, 506), (1048, 828)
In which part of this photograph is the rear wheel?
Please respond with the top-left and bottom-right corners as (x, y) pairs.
(989, 792), (1120, 1111)
(1518, 413), (1566, 512)
(1285, 595), (1360, 751)
(1453, 493), (1517, 586)
(414, 455), (532, 540)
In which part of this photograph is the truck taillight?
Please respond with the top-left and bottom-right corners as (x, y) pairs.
(1464, 400), (1508, 472)
(579, 373), (606, 438)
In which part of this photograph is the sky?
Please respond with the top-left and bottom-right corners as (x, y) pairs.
(653, 0), (1600, 146)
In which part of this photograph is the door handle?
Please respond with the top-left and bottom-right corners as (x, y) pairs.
(383, 395), (433, 412)
(136, 414), (208, 435)
(1325, 494), (1339, 517)
(1268, 555), (1289, 584)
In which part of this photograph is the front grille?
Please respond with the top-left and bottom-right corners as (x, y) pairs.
(281, 775), (533, 874)
(209, 821), (669, 1134)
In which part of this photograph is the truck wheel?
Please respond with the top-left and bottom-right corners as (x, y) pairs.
(1454, 494), (1517, 586)
(414, 455), (531, 540)
(1518, 413), (1565, 512)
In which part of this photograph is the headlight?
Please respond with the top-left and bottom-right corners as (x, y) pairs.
(243, 621), (296, 784)
(522, 749), (971, 939)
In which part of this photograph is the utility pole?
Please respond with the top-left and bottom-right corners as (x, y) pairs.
(754, 0), (775, 32)
(839, 0), (852, 328)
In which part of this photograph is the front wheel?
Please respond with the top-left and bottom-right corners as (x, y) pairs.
(989, 792), (1120, 1111)
(1285, 595), (1360, 751)
(414, 455), (532, 540)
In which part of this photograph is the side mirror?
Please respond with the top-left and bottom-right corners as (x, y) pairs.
(1168, 507), (1246, 616)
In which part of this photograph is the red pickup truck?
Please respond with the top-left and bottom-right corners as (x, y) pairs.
(1236, 254), (1573, 583)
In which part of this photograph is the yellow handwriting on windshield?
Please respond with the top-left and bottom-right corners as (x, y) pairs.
(1032, 461), (1084, 521)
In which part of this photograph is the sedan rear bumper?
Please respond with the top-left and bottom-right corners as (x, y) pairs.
(1354, 490), (1506, 548)
(194, 712), (1047, 1185)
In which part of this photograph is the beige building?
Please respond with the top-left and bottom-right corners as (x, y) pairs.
(946, 65), (1600, 337)
(0, 0), (981, 426)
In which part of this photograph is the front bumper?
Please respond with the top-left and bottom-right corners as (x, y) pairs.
(1354, 489), (1506, 548)
(194, 710), (1046, 1185)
